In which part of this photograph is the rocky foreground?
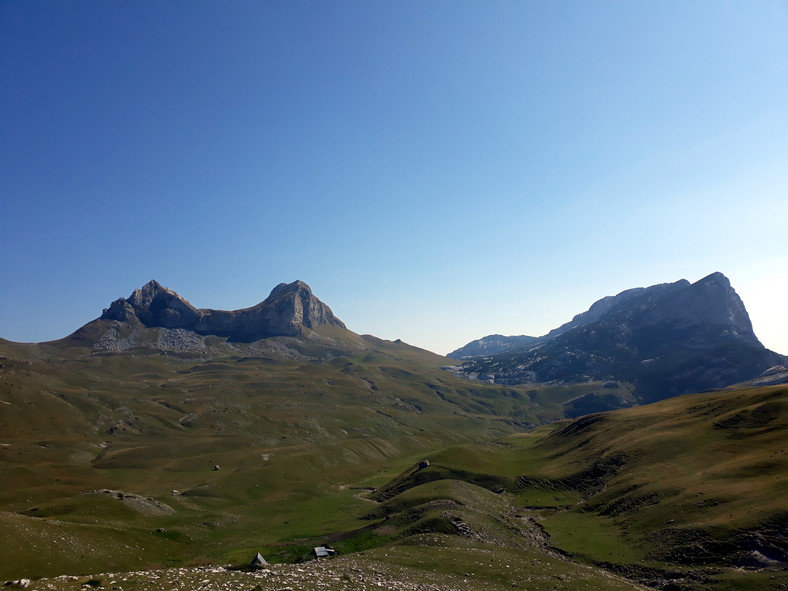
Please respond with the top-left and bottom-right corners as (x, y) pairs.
(8, 543), (646, 591)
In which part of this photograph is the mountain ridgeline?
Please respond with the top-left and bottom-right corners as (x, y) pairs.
(449, 272), (785, 403)
(100, 279), (345, 340)
(57, 279), (367, 359)
(1, 276), (787, 588)
(57, 273), (786, 403)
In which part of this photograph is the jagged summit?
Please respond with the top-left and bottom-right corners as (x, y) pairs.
(100, 279), (345, 341)
(652, 271), (753, 336)
(103, 280), (200, 327)
(269, 279), (312, 298)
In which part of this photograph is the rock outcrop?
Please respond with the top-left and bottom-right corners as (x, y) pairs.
(100, 280), (345, 341)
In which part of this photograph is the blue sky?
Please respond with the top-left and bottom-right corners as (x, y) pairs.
(2, 1), (787, 356)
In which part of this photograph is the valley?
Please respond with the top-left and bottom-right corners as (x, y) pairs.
(1, 278), (785, 590)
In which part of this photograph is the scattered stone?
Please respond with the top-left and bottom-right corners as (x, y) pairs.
(84, 489), (174, 515)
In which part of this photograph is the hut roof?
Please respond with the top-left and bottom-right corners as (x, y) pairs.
(250, 552), (268, 566)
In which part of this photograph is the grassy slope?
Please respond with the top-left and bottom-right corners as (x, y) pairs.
(532, 386), (787, 584)
(2, 331), (785, 589)
(351, 385), (787, 590)
(0, 332), (590, 580)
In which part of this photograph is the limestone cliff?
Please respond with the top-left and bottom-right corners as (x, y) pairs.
(101, 280), (345, 341)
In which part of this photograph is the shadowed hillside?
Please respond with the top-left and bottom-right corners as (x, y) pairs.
(344, 384), (787, 590)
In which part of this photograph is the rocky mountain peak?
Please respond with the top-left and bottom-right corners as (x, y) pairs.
(102, 281), (199, 328)
(129, 280), (176, 304)
(99, 279), (344, 341)
(642, 272), (754, 337)
(451, 271), (780, 403)
(253, 280), (346, 333)
(268, 280), (312, 299)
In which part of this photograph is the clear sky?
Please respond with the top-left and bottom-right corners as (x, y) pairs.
(2, 1), (787, 356)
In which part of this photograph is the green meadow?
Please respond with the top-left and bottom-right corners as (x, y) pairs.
(0, 335), (785, 589)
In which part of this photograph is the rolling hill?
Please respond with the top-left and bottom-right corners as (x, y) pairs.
(1, 279), (785, 590)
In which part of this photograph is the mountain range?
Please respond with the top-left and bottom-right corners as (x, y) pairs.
(66, 279), (357, 360)
(99, 279), (345, 340)
(448, 272), (785, 404)
(1, 274), (786, 590)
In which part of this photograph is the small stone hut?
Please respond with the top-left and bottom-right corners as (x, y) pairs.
(313, 545), (336, 559)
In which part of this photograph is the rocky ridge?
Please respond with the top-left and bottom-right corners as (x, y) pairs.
(100, 280), (345, 342)
(447, 280), (692, 360)
(450, 272), (785, 403)
(448, 334), (540, 359)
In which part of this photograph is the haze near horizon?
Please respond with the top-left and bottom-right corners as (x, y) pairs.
(1, 1), (786, 356)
